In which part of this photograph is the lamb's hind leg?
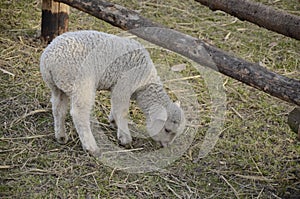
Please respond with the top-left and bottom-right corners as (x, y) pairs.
(51, 87), (69, 144)
(70, 84), (98, 154)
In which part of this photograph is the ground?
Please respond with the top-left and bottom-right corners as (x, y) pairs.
(0, 0), (299, 198)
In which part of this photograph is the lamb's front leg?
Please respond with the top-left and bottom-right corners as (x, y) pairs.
(70, 85), (99, 154)
(111, 85), (132, 146)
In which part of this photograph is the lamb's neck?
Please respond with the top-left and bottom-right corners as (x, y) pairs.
(134, 83), (172, 115)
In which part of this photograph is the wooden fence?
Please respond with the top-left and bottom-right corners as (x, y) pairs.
(41, 0), (300, 135)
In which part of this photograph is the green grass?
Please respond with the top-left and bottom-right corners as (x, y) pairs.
(1, 0), (300, 198)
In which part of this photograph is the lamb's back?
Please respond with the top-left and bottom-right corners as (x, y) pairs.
(40, 30), (153, 94)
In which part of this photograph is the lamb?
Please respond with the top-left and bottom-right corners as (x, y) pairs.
(40, 30), (186, 154)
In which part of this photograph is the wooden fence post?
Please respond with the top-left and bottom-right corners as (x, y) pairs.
(41, 0), (69, 43)
(288, 107), (300, 140)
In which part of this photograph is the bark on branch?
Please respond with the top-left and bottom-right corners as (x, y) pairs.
(195, 0), (300, 40)
(57, 0), (300, 106)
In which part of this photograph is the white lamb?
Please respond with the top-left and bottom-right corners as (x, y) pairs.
(40, 30), (186, 154)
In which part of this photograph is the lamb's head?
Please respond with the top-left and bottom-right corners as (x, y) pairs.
(146, 102), (186, 147)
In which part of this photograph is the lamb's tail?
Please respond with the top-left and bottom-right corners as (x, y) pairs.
(40, 50), (56, 90)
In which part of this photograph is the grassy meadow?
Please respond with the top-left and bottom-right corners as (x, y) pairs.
(0, 0), (299, 198)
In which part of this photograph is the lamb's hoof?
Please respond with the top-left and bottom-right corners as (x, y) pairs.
(90, 148), (102, 158)
(83, 145), (100, 156)
(56, 134), (68, 144)
(118, 133), (132, 146)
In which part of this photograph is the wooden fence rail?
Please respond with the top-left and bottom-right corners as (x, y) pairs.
(51, 0), (300, 107)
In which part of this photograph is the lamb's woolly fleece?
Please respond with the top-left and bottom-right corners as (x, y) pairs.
(40, 30), (159, 95)
(40, 30), (185, 153)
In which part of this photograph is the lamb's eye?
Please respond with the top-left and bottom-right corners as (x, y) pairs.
(165, 128), (171, 133)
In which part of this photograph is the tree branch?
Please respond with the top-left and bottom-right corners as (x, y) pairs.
(195, 0), (300, 40)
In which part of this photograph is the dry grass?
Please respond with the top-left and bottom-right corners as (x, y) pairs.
(1, 0), (300, 198)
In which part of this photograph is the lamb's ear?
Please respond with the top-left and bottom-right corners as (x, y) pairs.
(174, 101), (181, 107)
(147, 105), (167, 137)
